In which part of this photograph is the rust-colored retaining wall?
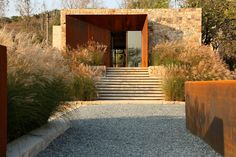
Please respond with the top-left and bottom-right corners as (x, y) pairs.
(0, 45), (7, 157)
(185, 81), (236, 156)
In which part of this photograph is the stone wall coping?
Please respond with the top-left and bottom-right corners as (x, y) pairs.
(62, 8), (202, 15)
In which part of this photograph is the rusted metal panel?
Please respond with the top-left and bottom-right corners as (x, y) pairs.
(185, 81), (236, 156)
(66, 15), (111, 66)
(76, 15), (147, 32)
(0, 45), (7, 157)
(142, 16), (148, 67)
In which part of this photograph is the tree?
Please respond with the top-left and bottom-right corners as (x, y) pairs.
(0, 0), (9, 17)
(121, 0), (170, 8)
(62, 0), (90, 9)
(90, 0), (104, 8)
(17, 0), (32, 17)
(184, 0), (236, 69)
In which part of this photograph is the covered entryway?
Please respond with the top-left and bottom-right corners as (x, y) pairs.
(66, 14), (148, 67)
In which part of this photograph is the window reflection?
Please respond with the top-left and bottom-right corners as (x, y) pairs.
(127, 31), (142, 67)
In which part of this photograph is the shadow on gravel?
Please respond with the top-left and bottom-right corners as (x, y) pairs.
(38, 116), (220, 157)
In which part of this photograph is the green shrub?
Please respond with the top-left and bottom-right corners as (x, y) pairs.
(152, 42), (232, 101)
(1, 29), (98, 142)
(70, 76), (97, 101)
(7, 73), (69, 141)
(163, 76), (186, 101)
(151, 42), (184, 66)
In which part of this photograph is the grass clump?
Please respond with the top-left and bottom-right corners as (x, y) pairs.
(66, 41), (107, 66)
(152, 42), (232, 101)
(70, 76), (97, 101)
(0, 28), (98, 141)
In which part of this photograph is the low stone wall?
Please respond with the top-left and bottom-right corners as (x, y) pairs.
(0, 45), (7, 157)
(148, 66), (166, 78)
(185, 81), (236, 156)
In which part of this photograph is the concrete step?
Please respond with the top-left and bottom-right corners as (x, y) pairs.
(100, 77), (162, 80)
(106, 75), (150, 77)
(107, 67), (148, 70)
(97, 87), (163, 91)
(98, 79), (162, 82)
(106, 72), (149, 75)
(98, 91), (164, 94)
(107, 70), (148, 73)
(98, 93), (165, 97)
(97, 97), (165, 100)
(96, 82), (162, 85)
(96, 84), (162, 88)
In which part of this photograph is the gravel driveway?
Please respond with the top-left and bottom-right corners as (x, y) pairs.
(37, 103), (220, 157)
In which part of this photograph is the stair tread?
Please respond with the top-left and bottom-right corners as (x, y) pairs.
(98, 94), (165, 96)
(98, 97), (164, 100)
(97, 91), (164, 94)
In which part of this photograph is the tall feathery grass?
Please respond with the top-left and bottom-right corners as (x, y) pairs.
(0, 28), (100, 141)
(152, 42), (232, 101)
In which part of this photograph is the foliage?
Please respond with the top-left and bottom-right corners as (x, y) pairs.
(0, 28), (98, 141)
(62, 0), (104, 9)
(151, 42), (184, 66)
(7, 73), (69, 141)
(152, 42), (232, 101)
(163, 74), (186, 101)
(70, 76), (97, 101)
(183, 0), (236, 70)
(122, 0), (170, 8)
(0, 0), (9, 17)
(1, 9), (60, 44)
(65, 41), (107, 66)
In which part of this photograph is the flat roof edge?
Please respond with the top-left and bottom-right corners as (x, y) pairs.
(61, 8), (202, 15)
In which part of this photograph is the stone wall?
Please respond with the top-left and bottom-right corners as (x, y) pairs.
(52, 26), (61, 49)
(54, 9), (201, 51)
(147, 9), (202, 51)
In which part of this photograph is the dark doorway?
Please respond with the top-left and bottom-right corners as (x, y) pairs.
(111, 32), (127, 67)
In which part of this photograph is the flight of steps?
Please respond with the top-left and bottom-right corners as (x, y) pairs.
(96, 67), (165, 100)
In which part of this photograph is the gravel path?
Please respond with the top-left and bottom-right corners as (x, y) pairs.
(37, 103), (220, 157)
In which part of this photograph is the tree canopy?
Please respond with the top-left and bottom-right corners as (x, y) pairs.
(184, 0), (236, 69)
(122, 0), (170, 8)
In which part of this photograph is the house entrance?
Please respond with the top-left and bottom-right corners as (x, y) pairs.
(111, 31), (142, 67)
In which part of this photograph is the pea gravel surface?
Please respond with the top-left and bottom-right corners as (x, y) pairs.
(37, 103), (221, 157)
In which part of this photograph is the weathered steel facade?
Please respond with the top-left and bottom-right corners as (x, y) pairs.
(65, 14), (148, 67)
(185, 81), (236, 156)
(0, 45), (7, 157)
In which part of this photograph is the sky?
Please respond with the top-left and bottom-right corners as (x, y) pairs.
(6, 0), (122, 17)
(6, 0), (180, 17)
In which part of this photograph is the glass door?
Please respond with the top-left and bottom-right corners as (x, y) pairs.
(127, 31), (142, 67)
(111, 32), (126, 67)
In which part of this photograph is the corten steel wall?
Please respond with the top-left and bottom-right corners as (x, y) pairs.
(65, 14), (148, 67)
(142, 16), (148, 67)
(66, 16), (111, 66)
(0, 45), (7, 157)
(185, 81), (236, 156)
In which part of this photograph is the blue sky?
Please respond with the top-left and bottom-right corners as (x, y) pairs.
(7, 0), (122, 17)
(7, 0), (180, 17)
